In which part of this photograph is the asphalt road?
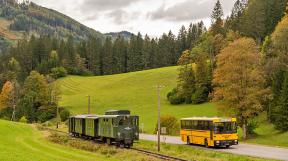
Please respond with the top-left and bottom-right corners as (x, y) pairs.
(140, 134), (288, 161)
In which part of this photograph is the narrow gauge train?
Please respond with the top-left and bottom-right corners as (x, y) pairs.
(69, 110), (139, 148)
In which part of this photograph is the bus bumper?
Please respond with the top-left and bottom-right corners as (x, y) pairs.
(214, 140), (238, 147)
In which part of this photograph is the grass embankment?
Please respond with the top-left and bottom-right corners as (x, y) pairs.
(134, 140), (275, 161)
(240, 113), (288, 147)
(0, 120), (107, 161)
(0, 119), (160, 161)
(48, 131), (273, 161)
(0, 119), (267, 161)
(58, 66), (218, 133)
(58, 66), (288, 148)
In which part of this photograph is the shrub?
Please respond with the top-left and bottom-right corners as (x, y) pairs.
(191, 86), (209, 104)
(247, 119), (259, 135)
(60, 108), (70, 122)
(0, 107), (13, 120)
(167, 88), (184, 105)
(19, 116), (27, 123)
(154, 115), (180, 136)
(37, 105), (57, 123)
(51, 67), (67, 79)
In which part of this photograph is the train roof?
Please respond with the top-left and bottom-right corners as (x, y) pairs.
(105, 110), (130, 115)
(181, 117), (236, 122)
(74, 114), (100, 119)
(72, 114), (138, 119)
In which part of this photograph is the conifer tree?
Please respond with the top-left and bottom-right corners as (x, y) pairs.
(211, 0), (224, 35)
(273, 72), (288, 131)
(177, 50), (195, 104)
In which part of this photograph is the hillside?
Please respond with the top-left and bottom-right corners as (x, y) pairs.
(0, 0), (104, 52)
(105, 31), (133, 41)
(58, 66), (218, 133)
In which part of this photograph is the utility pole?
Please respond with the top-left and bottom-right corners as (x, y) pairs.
(11, 105), (16, 121)
(156, 85), (164, 152)
(56, 106), (59, 129)
(87, 95), (91, 114)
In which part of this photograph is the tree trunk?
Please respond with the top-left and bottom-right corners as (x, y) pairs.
(242, 121), (247, 140)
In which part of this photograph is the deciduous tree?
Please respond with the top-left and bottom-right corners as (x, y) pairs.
(213, 38), (271, 139)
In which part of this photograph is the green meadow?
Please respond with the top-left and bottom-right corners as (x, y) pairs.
(58, 66), (288, 147)
(0, 120), (112, 161)
(58, 66), (218, 133)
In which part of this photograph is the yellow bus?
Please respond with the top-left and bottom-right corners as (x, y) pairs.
(180, 117), (238, 148)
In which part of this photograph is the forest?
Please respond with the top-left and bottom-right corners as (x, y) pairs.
(0, 0), (288, 139)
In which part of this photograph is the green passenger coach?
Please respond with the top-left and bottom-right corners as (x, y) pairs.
(69, 110), (139, 148)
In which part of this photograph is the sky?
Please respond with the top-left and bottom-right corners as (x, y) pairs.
(30, 0), (236, 37)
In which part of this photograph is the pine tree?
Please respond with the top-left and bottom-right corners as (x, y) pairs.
(177, 26), (188, 53)
(211, 0), (224, 35)
(274, 72), (288, 131)
(177, 50), (195, 104)
(102, 37), (113, 75)
(226, 0), (247, 32)
(241, 0), (287, 43)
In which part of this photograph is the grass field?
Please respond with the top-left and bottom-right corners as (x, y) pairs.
(0, 119), (271, 161)
(58, 66), (218, 133)
(58, 66), (288, 148)
(0, 120), (112, 161)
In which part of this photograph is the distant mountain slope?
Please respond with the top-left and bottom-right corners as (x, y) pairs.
(105, 31), (133, 41)
(0, 0), (104, 52)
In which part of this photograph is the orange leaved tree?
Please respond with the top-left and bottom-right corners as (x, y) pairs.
(213, 38), (271, 139)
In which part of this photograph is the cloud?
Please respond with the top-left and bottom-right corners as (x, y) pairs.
(80, 0), (142, 12)
(107, 9), (141, 25)
(149, 0), (236, 22)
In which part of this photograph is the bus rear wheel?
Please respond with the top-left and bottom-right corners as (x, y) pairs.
(204, 139), (209, 148)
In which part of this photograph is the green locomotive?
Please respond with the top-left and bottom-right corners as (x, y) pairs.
(68, 110), (139, 147)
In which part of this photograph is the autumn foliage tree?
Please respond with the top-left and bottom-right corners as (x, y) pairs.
(213, 38), (271, 139)
(0, 81), (13, 110)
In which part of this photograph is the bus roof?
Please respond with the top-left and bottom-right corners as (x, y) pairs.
(181, 117), (236, 122)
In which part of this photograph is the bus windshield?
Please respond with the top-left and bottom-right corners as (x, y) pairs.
(213, 122), (237, 134)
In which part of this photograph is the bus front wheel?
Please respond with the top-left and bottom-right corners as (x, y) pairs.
(186, 137), (190, 145)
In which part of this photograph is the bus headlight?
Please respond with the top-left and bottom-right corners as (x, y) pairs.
(216, 141), (220, 144)
(117, 132), (121, 137)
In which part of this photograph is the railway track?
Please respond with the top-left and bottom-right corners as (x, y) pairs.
(130, 148), (190, 161)
(42, 127), (190, 161)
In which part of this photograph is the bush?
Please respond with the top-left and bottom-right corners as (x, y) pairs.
(191, 86), (209, 104)
(60, 108), (70, 122)
(154, 115), (180, 136)
(51, 67), (67, 79)
(0, 107), (13, 120)
(37, 105), (57, 123)
(167, 88), (184, 105)
(19, 116), (27, 123)
(247, 119), (259, 135)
